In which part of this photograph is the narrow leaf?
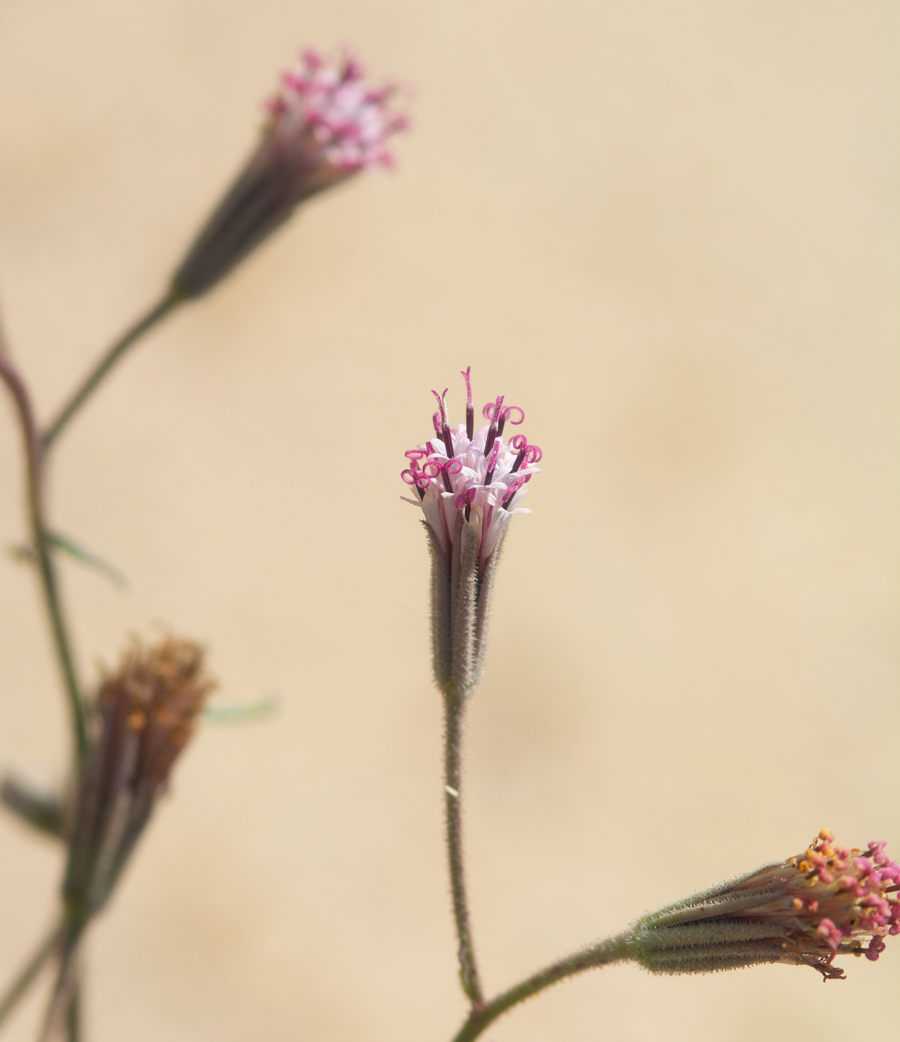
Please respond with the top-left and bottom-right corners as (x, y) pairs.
(202, 695), (279, 724)
(48, 531), (129, 589)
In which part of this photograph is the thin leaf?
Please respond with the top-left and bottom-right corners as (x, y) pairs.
(1, 773), (64, 838)
(48, 531), (129, 589)
(203, 694), (279, 724)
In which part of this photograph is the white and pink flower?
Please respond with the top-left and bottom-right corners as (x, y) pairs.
(173, 48), (408, 297)
(266, 49), (408, 173)
(403, 369), (541, 700)
(402, 367), (541, 572)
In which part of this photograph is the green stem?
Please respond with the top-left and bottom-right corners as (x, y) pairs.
(65, 964), (81, 1042)
(0, 923), (61, 1031)
(43, 289), (184, 451)
(443, 694), (483, 1007)
(0, 345), (87, 761)
(449, 932), (632, 1042)
(31, 512), (87, 762)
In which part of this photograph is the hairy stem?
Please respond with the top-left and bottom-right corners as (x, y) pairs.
(43, 289), (183, 451)
(443, 694), (483, 1007)
(449, 932), (632, 1042)
(0, 337), (87, 761)
(0, 923), (61, 1030)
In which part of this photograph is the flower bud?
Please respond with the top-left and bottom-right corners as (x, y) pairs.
(402, 368), (541, 700)
(62, 637), (215, 922)
(629, 830), (900, 980)
(172, 48), (408, 298)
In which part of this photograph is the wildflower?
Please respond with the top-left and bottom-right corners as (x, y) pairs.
(35, 637), (215, 1037)
(172, 48), (408, 298)
(62, 637), (215, 923)
(402, 368), (541, 700)
(629, 830), (900, 980)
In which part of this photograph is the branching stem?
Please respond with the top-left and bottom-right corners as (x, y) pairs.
(0, 328), (87, 760)
(43, 289), (183, 451)
(38, 919), (85, 1042)
(0, 922), (62, 1030)
(448, 932), (632, 1042)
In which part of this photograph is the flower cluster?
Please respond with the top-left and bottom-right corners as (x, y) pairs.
(402, 367), (541, 571)
(738, 830), (900, 968)
(402, 369), (540, 700)
(172, 48), (408, 298)
(63, 637), (215, 921)
(265, 49), (408, 172)
(630, 830), (900, 980)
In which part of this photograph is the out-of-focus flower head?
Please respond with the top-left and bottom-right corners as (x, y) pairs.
(62, 637), (215, 921)
(33, 637), (214, 1038)
(630, 830), (900, 980)
(402, 369), (541, 700)
(265, 49), (407, 172)
(172, 48), (408, 298)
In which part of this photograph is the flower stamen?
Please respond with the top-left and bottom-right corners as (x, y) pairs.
(461, 366), (474, 440)
(483, 396), (504, 455)
(630, 829), (900, 981)
(431, 388), (455, 457)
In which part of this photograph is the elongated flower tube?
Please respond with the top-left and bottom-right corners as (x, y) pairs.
(62, 637), (215, 924)
(629, 830), (900, 980)
(402, 368), (541, 700)
(172, 48), (408, 298)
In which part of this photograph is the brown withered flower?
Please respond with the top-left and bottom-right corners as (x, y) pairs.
(62, 636), (215, 925)
(35, 637), (215, 1038)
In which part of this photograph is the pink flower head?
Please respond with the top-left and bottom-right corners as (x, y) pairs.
(402, 369), (540, 700)
(266, 49), (408, 172)
(401, 367), (540, 572)
(173, 47), (408, 298)
(735, 830), (900, 970)
(632, 829), (900, 980)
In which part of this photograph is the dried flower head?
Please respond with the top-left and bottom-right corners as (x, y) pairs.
(63, 637), (215, 921)
(172, 48), (408, 298)
(629, 830), (900, 980)
(402, 368), (541, 700)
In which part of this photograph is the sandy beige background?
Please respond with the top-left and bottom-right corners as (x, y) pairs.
(0, 1), (897, 1039)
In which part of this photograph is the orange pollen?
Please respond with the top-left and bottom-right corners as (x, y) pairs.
(127, 710), (147, 731)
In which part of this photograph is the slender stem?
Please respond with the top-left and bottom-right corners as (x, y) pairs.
(449, 932), (632, 1042)
(0, 923), (61, 1030)
(42, 289), (183, 451)
(39, 921), (85, 1042)
(0, 338), (87, 761)
(443, 694), (484, 1007)
(64, 965), (81, 1042)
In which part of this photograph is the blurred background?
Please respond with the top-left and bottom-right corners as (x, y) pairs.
(0, 0), (896, 1039)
